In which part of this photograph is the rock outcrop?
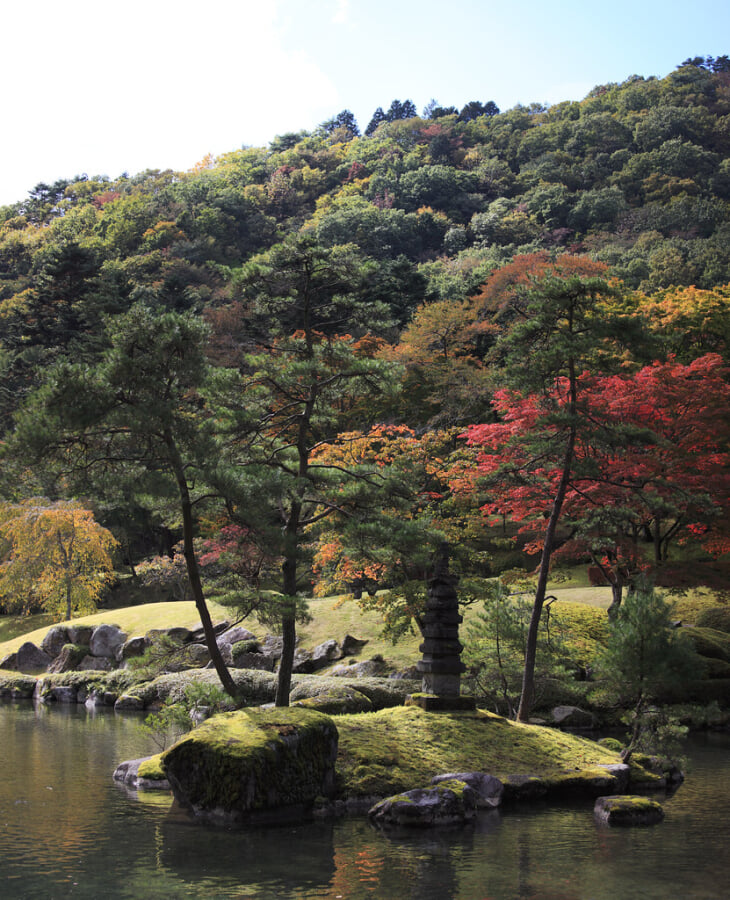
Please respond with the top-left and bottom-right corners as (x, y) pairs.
(369, 780), (478, 827)
(162, 707), (339, 825)
(594, 794), (665, 826)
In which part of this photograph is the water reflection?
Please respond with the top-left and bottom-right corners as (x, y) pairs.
(1, 703), (729, 899)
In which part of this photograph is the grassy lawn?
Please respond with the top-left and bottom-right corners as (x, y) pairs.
(0, 576), (721, 666)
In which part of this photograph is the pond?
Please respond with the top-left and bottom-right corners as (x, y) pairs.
(0, 702), (728, 899)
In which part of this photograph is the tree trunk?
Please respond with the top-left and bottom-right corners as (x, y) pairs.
(516, 407), (577, 723)
(275, 525), (300, 707)
(165, 432), (239, 702)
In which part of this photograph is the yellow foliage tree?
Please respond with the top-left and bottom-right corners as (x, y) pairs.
(0, 499), (117, 620)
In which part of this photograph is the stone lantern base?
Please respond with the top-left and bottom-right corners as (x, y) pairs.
(405, 693), (477, 712)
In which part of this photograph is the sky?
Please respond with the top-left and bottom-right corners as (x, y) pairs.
(1, 0), (729, 206)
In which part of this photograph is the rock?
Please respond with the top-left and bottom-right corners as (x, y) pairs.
(47, 644), (88, 674)
(0, 673), (36, 699)
(114, 694), (145, 711)
(369, 780), (478, 828)
(546, 767), (626, 798)
(390, 665), (421, 680)
(431, 772), (504, 809)
(166, 627), (193, 644)
(501, 775), (549, 802)
(162, 707), (339, 825)
(217, 626), (257, 648)
(16, 642), (52, 674)
(145, 627), (191, 647)
(40, 626), (70, 659)
(259, 634), (285, 660)
(0, 653), (18, 671)
(119, 636), (149, 661)
(595, 763), (631, 793)
(67, 625), (93, 645)
(114, 757), (170, 791)
(331, 655), (390, 678)
(77, 655), (113, 671)
(291, 684), (373, 715)
(594, 795), (665, 826)
(230, 649), (275, 671)
(292, 649), (315, 673)
(341, 635), (368, 656)
(44, 685), (79, 704)
(311, 639), (342, 669)
(551, 705), (596, 729)
(184, 643), (212, 667)
(189, 621), (230, 643)
(89, 624), (128, 659)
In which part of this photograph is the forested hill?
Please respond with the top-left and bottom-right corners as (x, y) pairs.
(1, 54), (730, 435)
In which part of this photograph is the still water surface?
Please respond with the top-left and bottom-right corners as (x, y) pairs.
(0, 702), (728, 900)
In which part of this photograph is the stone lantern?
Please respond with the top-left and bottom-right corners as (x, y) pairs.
(410, 545), (476, 711)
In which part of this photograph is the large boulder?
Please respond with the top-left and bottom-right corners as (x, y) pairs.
(217, 626), (257, 649)
(230, 645), (275, 671)
(369, 780), (478, 828)
(311, 639), (343, 669)
(341, 635), (368, 656)
(189, 621), (230, 643)
(67, 624), (93, 645)
(89, 624), (127, 660)
(331, 655), (390, 678)
(258, 634), (285, 660)
(594, 795), (665, 826)
(551, 705), (596, 729)
(41, 626), (70, 659)
(119, 636), (149, 662)
(291, 684), (373, 715)
(114, 756), (170, 791)
(77, 655), (113, 671)
(16, 642), (52, 674)
(162, 707), (339, 825)
(47, 644), (88, 674)
(184, 643), (212, 667)
(292, 649), (315, 673)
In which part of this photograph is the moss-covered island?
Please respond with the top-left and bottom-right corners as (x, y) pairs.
(139, 703), (664, 826)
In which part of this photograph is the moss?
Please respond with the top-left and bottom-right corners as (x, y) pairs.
(37, 671), (110, 696)
(543, 766), (622, 796)
(231, 639), (259, 655)
(291, 675), (417, 711)
(0, 671), (38, 699)
(597, 737), (625, 753)
(292, 686), (372, 715)
(595, 795), (664, 825)
(626, 756), (666, 789)
(161, 707), (338, 815)
(334, 705), (619, 799)
(133, 669), (277, 709)
(138, 754), (167, 781)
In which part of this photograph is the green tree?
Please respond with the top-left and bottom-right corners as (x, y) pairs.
(212, 235), (399, 705)
(14, 304), (240, 698)
(596, 584), (699, 762)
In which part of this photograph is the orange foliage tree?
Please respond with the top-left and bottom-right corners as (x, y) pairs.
(0, 499), (117, 620)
